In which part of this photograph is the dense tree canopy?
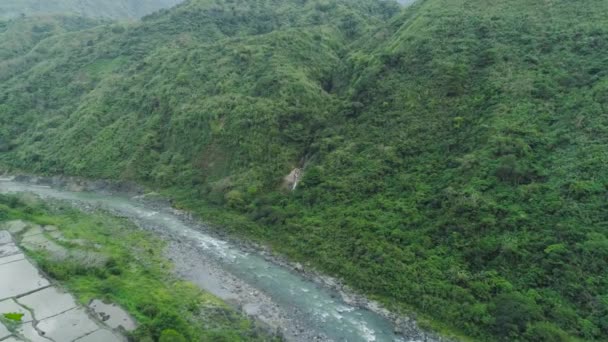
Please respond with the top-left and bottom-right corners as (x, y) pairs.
(1, 0), (607, 340)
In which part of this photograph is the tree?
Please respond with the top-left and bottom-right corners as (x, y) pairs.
(159, 329), (187, 342)
(490, 292), (542, 338)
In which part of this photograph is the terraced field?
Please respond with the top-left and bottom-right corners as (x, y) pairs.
(0, 221), (128, 342)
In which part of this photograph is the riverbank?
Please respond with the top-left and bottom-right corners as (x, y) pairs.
(150, 199), (453, 342)
(0, 173), (457, 342)
(0, 193), (277, 341)
(0, 221), (127, 342)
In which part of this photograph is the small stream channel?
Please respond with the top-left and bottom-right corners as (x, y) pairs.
(0, 178), (437, 342)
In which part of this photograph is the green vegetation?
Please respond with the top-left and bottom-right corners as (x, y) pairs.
(1, 0), (608, 340)
(0, 15), (104, 61)
(0, 0), (183, 20)
(2, 313), (24, 322)
(0, 195), (276, 341)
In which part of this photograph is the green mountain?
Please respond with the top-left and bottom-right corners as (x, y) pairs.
(1, 0), (608, 340)
(0, 0), (183, 19)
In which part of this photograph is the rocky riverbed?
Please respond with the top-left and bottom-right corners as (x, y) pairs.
(0, 175), (452, 342)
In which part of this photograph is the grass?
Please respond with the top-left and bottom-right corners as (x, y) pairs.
(0, 194), (277, 342)
(1, 0), (608, 340)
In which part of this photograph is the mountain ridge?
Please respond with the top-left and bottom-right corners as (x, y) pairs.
(1, 0), (607, 341)
(0, 0), (184, 20)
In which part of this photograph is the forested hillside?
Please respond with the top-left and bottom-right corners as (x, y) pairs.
(0, 15), (104, 61)
(1, 0), (607, 341)
(0, 0), (183, 19)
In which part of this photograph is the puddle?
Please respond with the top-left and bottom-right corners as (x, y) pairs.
(17, 323), (51, 342)
(17, 287), (77, 320)
(0, 321), (10, 339)
(89, 300), (137, 331)
(21, 231), (107, 267)
(0, 228), (127, 342)
(0, 259), (50, 300)
(37, 308), (100, 341)
(22, 225), (44, 238)
(0, 253), (25, 266)
(2, 336), (24, 342)
(0, 231), (12, 245)
(0, 243), (20, 258)
(0, 299), (34, 323)
(17, 322), (52, 342)
(1, 221), (29, 235)
(21, 234), (69, 260)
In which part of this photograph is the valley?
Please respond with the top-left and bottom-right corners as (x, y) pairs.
(0, 177), (440, 342)
(1, 0), (607, 341)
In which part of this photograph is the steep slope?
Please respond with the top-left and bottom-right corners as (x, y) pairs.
(292, 0), (608, 340)
(0, 0), (183, 20)
(0, 0), (399, 183)
(0, 16), (104, 61)
(1, 0), (608, 341)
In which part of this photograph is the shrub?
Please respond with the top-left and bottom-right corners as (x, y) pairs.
(159, 329), (187, 342)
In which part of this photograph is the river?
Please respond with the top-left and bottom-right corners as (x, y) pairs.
(0, 178), (438, 342)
